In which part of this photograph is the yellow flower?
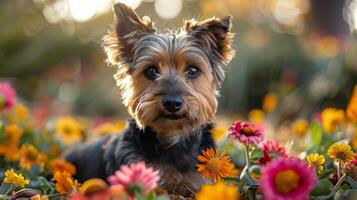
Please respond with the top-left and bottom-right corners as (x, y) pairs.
(196, 148), (236, 182)
(95, 120), (126, 135)
(327, 143), (355, 164)
(211, 126), (227, 141)
(262, 92), (278, 113)
(306, 153), (325, 174)
(321, 108), (345, 133)
(53, 171), (80, 194)
(3, 169), (29, 188)
(291, 118), (309, 137)
(19, 144), (47, 170)
(195, 182), (239, 200)
(347, 85), (357, 123)
(0, 124), (23, 162)
(79, 178), (108, 195)
(50, 159), (76, 176)
(31, 195), (49, 200)
(55, 116), (83, 144)
(248, 109), (265, 123)
(13, 103), (29, 121)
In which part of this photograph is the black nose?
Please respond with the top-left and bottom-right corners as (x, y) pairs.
(162, 95), (183, 113)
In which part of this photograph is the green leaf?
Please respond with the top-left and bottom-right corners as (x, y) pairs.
(0, 183), (12, 195)
(346, 176), (357, 189)
(250, 149), (263, 160)
(311, 179), (334, 196)
(29, 165), (41, 179)
(311, 121), (322, 147)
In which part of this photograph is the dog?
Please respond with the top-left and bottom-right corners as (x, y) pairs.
(64, 2), (235, 196)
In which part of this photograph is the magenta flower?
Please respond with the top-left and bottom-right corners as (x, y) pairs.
(108, 162), (160, 194)
(228, 120), (264, 145)
(259, 140), (288, 165)
(0, 82), (16, 110)
(260, 157), (316, 200)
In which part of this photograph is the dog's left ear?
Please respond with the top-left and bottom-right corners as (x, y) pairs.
(184, 16), (235, 84)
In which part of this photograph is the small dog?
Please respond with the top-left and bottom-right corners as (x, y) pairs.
(64, 2), (235, 196)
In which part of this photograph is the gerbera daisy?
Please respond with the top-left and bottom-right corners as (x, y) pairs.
(50, 159), (76, 175)
(0, 82), (16, 111)
(259, 140), (288, 165)
(195, 182), (239, 200)
(321, 108), (345, 133)
(108, 162), (159, 194)
(306, 153), (325, 174)
(228, 121), (264, 146)
(196, 148), (236, 182)
(327, 143), (355, 164)
(3, 169), (29, 188)
(53, 171), (80, 194)
(19, 144), (47, 170)
(55, 116), (83, 145)
(260, 157), (316, 200)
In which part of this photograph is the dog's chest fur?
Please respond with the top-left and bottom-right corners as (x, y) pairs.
(65, 120), (215, 196)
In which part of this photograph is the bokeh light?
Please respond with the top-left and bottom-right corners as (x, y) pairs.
(155, 0), (182, 20)
(115, 0), (143, 10)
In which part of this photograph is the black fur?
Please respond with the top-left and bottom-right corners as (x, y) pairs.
(63, 119), (215, 184)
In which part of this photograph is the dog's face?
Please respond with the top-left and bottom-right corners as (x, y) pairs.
(103, 3), (235, 134)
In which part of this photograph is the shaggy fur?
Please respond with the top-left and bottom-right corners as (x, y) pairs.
(64, 2), (235, 196)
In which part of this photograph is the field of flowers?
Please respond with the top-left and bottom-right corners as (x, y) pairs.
(1, 81), (357, 200)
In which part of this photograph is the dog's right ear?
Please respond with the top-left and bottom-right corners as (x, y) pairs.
(103, 3), (155, 66)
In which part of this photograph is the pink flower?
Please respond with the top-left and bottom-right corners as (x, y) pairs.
(108, 162), (160, 194)
(228, 121), (264, 145)
(0, 82), (16, 110)
(259, 140), (288, 165)
(260, 157), (316, 200)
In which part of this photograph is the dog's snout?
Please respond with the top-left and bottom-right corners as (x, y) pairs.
(162, 95), (183, 113)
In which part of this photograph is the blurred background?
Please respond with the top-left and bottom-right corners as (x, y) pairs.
(0, 0), (357, 122)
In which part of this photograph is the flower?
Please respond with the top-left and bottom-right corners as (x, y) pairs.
(95, 120), (126, 135)
(327, 143), (355, 164)
(55, 116), (84, 144)
(248, 109), (265, 123)
(352, 129), (357, 151)
(19, 144), (47, 170)
(108, 162), (159, 194)
(195, 182), (239, 200)
(50, 159), (76, 175)
(0, 82), (16, 111)
(306, 153), (325, 174)
(211, 125), (227, 141)
(31, 195), (49, 200)
(347, 85), (357, 123)
(262, 92), (278, 113)
(259, 140), (288, 165)
(291, 118), (309, 137)
(228, 121), (264, 145)
(79, 179), (108, 195)
(196, 148), (236, 182)
(260, 157), (316, 200)
(321, 108), (345, 132)
(53, 171), (80, 194)
(3, 169), (29, 188)
(4, 123), (23, 145)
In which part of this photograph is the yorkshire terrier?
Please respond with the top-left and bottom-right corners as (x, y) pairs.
(64, 2), (235, 196)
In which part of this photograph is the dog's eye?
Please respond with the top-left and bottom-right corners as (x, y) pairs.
(144, 66), (160, 80)
(185, 65), (201, 79)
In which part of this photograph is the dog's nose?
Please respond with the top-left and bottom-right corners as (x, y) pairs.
(162, 95), (183, 113)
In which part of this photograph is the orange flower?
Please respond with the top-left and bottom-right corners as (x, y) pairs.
(53, 171), (80, 194)
(347, 85), (357, 123)
(196, 148), (236, 182)
(4, 123), (23, 145)
(50, 159), (76, 175)
(19, 144), (47, 170)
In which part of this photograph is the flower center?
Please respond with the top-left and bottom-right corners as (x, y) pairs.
(207, 158), (221, 173)
(26, 151), (38, 161)
(241, 127), (253, 135)
(274, 169), (300, 194)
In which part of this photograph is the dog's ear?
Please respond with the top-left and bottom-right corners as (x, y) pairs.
(184, 16), (235, 84)
(103, 3), (155, 66)
(184, 16), (234, 63)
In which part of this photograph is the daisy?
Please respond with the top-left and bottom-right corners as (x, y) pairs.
(306, 153), (325, 174)
(260, 157), (316, 200)
(195, 182), (239, 200)
(327, 143), (354, 164)
(196, 148), (236, 182)
(228, 121), (264, 146)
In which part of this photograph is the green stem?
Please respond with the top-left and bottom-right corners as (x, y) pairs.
(337, 160), (342, 180)
(332, 174), (346, 192)
(245, 145), (250, 169)
(4, 184), (13, 195)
